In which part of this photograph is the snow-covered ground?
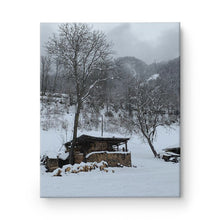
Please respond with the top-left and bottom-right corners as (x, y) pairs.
(40, 125), (180, 197)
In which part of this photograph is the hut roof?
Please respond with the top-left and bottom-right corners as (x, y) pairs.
(64, 135), (129, 147)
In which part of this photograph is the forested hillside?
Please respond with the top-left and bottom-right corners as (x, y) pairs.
(41, 56), (180, 121)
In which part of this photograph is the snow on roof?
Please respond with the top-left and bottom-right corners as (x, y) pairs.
(86, 151), (131, 159)
(163, 144), (180, 149)
(43, 151), (58, 158)
(58, 152), (69, 160)
(77, 134), (129, 142)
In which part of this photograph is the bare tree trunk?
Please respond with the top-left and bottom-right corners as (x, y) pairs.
(69, 102), (81, 164)
(69, 92), (74, 106)
(41, 56), (51, 95)
(146, 136), (158, 157)
(41, 73), (45, 95)
(101, 115), (103, 136)
(140, 128), (158, 157)
(43, 74), (48, 95)
(53, 63), (59, 93)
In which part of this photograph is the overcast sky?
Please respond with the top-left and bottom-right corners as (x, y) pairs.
(40, 23), (179, 64)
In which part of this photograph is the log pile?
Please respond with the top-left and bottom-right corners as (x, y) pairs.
(52, 161), (114, 177)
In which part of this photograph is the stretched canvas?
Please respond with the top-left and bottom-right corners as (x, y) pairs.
(40, 22), (180, 197)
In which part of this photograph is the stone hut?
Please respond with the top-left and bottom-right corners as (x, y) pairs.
(45, 135), (131, 172)
(65, 135), (131, 167)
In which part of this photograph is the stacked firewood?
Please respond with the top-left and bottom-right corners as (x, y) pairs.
(53, 161), (115, 176)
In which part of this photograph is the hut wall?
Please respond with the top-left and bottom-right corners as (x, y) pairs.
(74, 153), (84, 164)
(86, 141), (108, 153)
(86, 152), (131, 167)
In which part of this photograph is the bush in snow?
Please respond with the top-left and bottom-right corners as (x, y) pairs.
(105, 111), (114, 117)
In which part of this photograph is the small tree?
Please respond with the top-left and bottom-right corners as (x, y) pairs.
(46, 23), (113, 164)
(131, 78), (172, 157)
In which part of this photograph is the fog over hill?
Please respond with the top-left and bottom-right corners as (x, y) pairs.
(115, 56), (180, 81)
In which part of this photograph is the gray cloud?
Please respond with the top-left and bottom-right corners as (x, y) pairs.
(40, 23), (59, 55)
(40, 22), (179, 64)
(106, 23), (179, 64)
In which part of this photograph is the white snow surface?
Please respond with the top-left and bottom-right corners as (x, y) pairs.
(58, 151), (69, 160)
(40, 125), (180, 197)
(148, 73), (159, 81)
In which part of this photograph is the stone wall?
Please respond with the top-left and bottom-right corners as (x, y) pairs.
(74, 153), (84, 164)
(45, 151), (132, 172)
(45, 158), (69, 172)
(86, 152), (131, 167)
(45, 158), (59, 172)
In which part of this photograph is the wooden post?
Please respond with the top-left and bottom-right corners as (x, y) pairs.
(125, 141), (128, 152)
(101, 115), (103, 137)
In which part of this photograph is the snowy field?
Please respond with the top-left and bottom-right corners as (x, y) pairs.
(40, 125), (180, 197)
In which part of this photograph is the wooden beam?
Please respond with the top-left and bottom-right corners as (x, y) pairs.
(125, 141), (128, 152)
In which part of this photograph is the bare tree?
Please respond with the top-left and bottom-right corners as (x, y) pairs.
(131, 78), (172, 157)
(46, 23), (113, 164)
(40, 56), (51, 95)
